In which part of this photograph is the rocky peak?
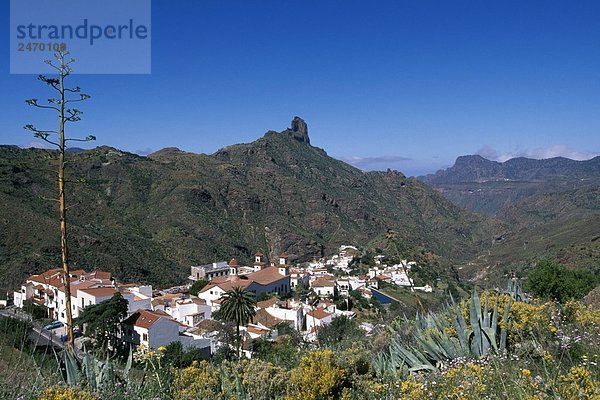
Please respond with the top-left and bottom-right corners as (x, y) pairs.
(289, 116), (310, 144)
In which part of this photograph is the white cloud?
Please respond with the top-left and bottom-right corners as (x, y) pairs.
(135, 147), (155, 156)
(338, 155), (411, 167)
(476, 144), (599, 162)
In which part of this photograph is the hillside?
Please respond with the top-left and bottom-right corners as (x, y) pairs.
(420, 155), (600, 217)
(419, 156), (600, 284)
(0, 118), (501, 293)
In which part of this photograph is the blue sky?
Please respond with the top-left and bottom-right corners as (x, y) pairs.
(1, 0), (599, 176)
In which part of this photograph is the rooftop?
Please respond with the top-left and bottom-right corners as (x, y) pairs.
(307, 308), (333, 320)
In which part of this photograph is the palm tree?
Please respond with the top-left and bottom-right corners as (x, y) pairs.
(218, 286), (257, 357)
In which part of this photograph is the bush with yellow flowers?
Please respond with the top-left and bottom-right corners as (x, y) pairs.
(562, 300), (600, 328)
(237, 359), (289, 400)
(172, 360), (223, 400)
(287, 350), (346, 400)
(434, 360), (490, 400)
(557, 366), (599, 399)
(39, 386), (98, 400)
(477, 291), (550, 341)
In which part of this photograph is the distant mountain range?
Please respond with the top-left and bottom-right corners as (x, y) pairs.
(419, 154), (599, 283)
(419, 155), (600, 218)
(0, 118), (500, 293)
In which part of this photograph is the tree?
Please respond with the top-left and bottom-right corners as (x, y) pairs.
(316, 315), (364, 350)
(189, 279), (209, 296)
(293, 283), (310, 300)
(23, 300), (49, 320)
(161, 341), (209, 368)
(75, 292), (128, 353)
(526, 260), (598, 303)
(24, 50), (95, 348)
(215, 286), (256, 358)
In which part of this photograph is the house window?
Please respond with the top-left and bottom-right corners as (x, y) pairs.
(81, 298), (84, 307)
(142, 333), (148, 342)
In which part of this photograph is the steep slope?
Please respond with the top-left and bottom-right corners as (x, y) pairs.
(0, 119), (501, 292)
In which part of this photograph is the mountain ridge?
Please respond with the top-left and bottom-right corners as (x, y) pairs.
(0, 118), (502, 293)
(422, 154), (600, 185)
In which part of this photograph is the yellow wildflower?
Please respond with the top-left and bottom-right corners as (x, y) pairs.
(39, 387), (97, 400)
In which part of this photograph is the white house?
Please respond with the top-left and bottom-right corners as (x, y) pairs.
(256, 298), (304, 331)
(13, 268), (115, 323)
(310, 277), (336, 297)
(13, 268), (154, 324)
(336, 278), (351, 296)
(164, 297), (212, 327)
(289, 268), (310, 290)
(122, 309), (211, 352)
(189, 261), (229, 282)
(198, 265), (291, 307)
(119, 284), (153, 314)
(306, 308), (335, 334)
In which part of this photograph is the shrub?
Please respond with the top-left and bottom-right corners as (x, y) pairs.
(526, 260), (598, 303)
(287, 350), (345, 400)
(173, 360), (221, 400)
(39, 387), (97, 400)
(23, 299), (49, 320)
(188, 279), (209, 296)
(317, 315), (364, 349)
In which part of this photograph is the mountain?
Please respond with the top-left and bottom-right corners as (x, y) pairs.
(0, 118), (501, 293)
(420, 155), (600, 284)
(420, 155), (600, 217)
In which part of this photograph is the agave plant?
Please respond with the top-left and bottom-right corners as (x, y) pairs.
(64, 346), (133, 389)
(375, 290), (511, 376)
(501, 278), (527, 303)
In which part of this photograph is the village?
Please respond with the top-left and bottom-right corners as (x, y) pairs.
(8, 245), (434, 359)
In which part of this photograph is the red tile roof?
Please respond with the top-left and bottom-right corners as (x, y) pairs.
(252, 309), (283, 329)
(78, 286), (118, 298)
(312, 278), (335, 288)
(307, 308), (333, 320)
(256, 297), (278, 309)
(200, 276), (253, 294)
(250, 267), (288, 285)
(123, 309), (171, 329)
(247, 325), (271, 335)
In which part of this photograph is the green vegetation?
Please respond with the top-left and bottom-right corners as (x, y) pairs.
(0, 127), (501, 293)
(2, 285), (600, 399)
(23, 300), (49, 320)
(75, 292), (129, 352)
(526, 260), (599, 303)
(188, 279), (208, 296)
(214, 286), (257, 357)
(316, 315), (364, 350)
(161, 341), (209, 368)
